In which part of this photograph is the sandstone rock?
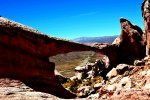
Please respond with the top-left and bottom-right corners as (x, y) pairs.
(1, 16), (122, 98)
(75, 66), (87, 80)
(91, 18), (146, 79)
(88, 43), (118, 68)
(75, 66), (86, 71)
(92, 59), (106, 77)
(142, 0), (150, 56)
(118, 77), (132, 89)
(0, 16), (108, 98)
(107, 84), (116, 91)
(70, 76), (78, 80)
(146, 69), (150, 76)
(109, 75), (122, 84)
(112, 37), (120, 45)
(144, 56), (150, 61)
(106, 68), (117, 79)
(110, 89), (150, 100)
(87, 93), (99, 99)
(77, 86), (90, 97)
(94, 83), (103, 89)
(0, 78), (61, 100)
(129, 66), (143, 75)
(102, 56), (110, 68)
(87, 70), (94, 79)
(134, 60), (145, 66)
(140, 70), (147, 76)
(118, 18), (145, 64)
(75, 72), (83, 80)
(144, 76), (150, 89)
(116, 64), (129, 75)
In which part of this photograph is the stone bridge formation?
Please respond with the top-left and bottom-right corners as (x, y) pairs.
(0, 17), (116, 99)
(0, 0), (149, 98)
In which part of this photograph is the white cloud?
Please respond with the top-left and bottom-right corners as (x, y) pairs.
(73, 12), (97, 17)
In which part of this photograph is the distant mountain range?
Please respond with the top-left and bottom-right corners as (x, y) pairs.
(72, 35), (118, 44)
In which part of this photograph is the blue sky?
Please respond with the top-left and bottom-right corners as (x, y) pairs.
(0, 0), (144, 39)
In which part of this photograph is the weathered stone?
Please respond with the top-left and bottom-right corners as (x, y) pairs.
(102, 56), (110, 68)
(109, 75), (122, 84)
(77, 86), (90, 97)
(142, 0), (150, 56)
(146, 69), (150, 76)
(118, 18), (145, 64)
(129, 66), (143, 75)
(118, 77), (132, 89)
(134, 60), (145, 66)
(116, 64), (129, 75)
(87, 93), (99, 99)
(91, 18), (146, 78)
(107, 84), (116, 91)
(0, 78), (60, 100)
(89, 43), (118, 68)
(94, 83), (103, 89)
(106, 68), (118, 79)
(87, 70), (94, 79)
(110, 89), (150, 100)
(112, 37), (120, 45)
(144, 76), (150, 89)
(0, 17), (107, 99)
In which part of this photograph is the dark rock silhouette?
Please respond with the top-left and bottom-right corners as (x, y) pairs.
(117, 18), (145, 64)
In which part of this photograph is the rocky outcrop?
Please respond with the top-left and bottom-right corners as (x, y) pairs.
(142, 0), (150, 56)
(92, 18), (146, 66)
(90, 19), (146, 78)
(89, 56), (150, 99)
(106, 68), (117, 79)
(116, 18), (145, 64)
(0, 78), (61, 100)
(63, 59), (104, 97)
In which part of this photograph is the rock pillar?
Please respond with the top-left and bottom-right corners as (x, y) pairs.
(142, 0), (150, 56)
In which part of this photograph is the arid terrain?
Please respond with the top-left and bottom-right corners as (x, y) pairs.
(49, 51), (104, 77)
(0, 0), (150, 100)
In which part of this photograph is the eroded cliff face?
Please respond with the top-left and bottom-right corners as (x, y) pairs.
(142, 0), (150, 55)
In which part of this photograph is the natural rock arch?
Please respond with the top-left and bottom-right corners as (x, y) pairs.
(0, 17), (117, 99)
(0, 15), (146, 98)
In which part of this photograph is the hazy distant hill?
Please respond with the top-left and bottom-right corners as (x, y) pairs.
(72, 35), (118, 43)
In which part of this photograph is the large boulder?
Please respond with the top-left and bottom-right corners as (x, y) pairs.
(116, 64), (129, 75)
(106, 68), (118, 79)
